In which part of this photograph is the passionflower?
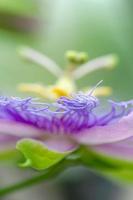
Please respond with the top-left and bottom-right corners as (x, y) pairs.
(0, 89), (133, 180)
(17, 47), (118, 99)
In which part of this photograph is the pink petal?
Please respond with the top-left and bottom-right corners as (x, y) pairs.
(0, 120), (78, 152)
(0, 120), (43, 138)
(92, 136), (133, 160)
(73, 112), (133, 145)
(43, 135), (78, 152)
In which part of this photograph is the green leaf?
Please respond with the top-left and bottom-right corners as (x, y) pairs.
(16, 139), (69, 170)
(78, 147), (133, 182)
(80, 147), (133, 170)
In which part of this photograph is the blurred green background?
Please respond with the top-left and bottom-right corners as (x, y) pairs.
(0, 0), (132, 100)
(0, 1), (133, 200)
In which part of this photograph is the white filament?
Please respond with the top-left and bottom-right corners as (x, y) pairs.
(72, 54), (117, 80)
(19, 47), (63, 77)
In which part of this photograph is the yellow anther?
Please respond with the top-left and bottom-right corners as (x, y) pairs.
(50, 76), (76, 98)
(93, 86), (112, 96)
(51, 87), (69, 98)
(18, 76), (76, 100)
(55, 76), (76, 95)
(18, 83), (49, 98)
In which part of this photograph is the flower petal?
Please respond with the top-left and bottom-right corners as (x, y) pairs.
(92, 136), (133, 160)
(0, 120), (78, 152)
(73, 112), (133, 145)
(0, 120), (43, 138)
(43, 135), (78, 152)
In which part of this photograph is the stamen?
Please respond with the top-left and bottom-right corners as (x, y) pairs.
(72, 54), (118, 80)
(93, 86), (112, 96)
(55, 76), (76, 95)
(19, 46), (63, 77)
(18, 83), (49, 98)
(51, 87), (69, 98)
(18, 81), (74, 100)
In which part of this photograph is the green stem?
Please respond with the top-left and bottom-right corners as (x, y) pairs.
(0, 159), (73, 197)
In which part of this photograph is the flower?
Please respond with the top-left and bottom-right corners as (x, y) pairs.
(0, 91), (133, 170)
(17, 47), (118, 100)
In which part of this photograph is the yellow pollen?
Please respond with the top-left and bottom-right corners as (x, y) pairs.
(18, 83), (49, 98)
(51, 87), (69, 98)
(18, 82), (72, 100)
(93, 86), (112, 96)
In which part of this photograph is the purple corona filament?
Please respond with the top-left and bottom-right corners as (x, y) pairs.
(0, 93), (132, 136)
